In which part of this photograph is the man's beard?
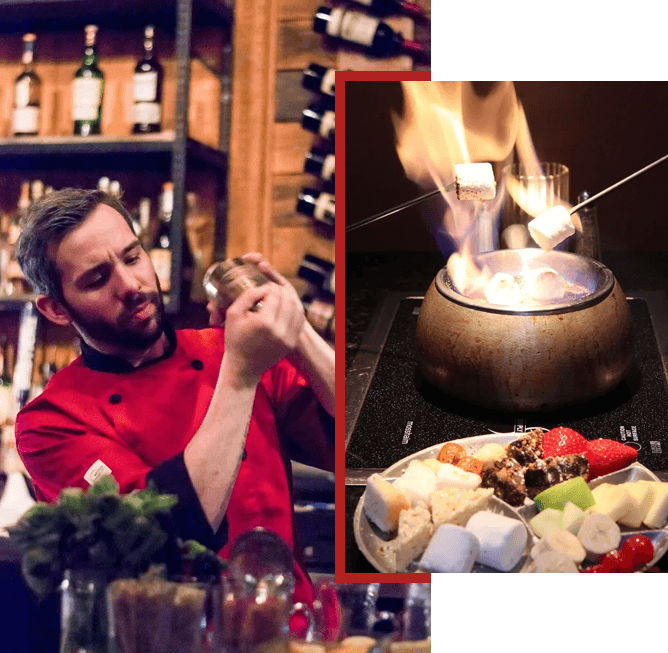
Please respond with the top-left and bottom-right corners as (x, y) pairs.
(63, 282), (166, 353)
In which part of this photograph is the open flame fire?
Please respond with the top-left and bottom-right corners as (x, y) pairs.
(392, 81), (584, 307)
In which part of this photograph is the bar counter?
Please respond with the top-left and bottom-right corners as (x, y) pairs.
(345, 250), (668, 573)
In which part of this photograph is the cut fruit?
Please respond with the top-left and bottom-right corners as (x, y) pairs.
(531, 550), (579, 573)
(538, 529), (586, 564)
(617, 482), (655, 528)
(577, 513), (621, 562)
(534, 476), (595, 512)
(561, 501), (587, 535)
(529, 508), (563, 539)
(639, 481), (668, 529)
(590, 483), (634, 522)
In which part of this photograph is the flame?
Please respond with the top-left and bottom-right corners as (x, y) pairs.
(392, 81), (576, 304)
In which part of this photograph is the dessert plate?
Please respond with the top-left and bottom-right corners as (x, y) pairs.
(353, 433), (668, 573)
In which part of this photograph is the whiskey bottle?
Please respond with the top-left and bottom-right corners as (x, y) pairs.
(313, 6), (429, 60)
(297, 188), (334, 228)
(11, 34), (41, 137)
(133, 25), (163, 134)
(302, 63), (335, 99)
(149, 182), (174, 293)
(73, 25), (104, 136)
(304, 148), (335, 185)
(302, 103), (335, 140)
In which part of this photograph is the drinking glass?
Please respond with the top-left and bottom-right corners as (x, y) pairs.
(501, 162), (570, 250)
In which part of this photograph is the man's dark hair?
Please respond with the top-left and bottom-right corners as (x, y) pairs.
(16, 188), (135, 304)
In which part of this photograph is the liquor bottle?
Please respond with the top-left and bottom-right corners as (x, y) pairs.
(30, 179), (44, 206)
(298, 254), (335, 297)
(313, 6), (429, 59)
(297, 188), (334, 228)
(73, 25), (104, 136)
(149, 182), (174, 293)
(302, 103), (334, 140)
(348, 0), (425, 19)
(14, 302), (39, 411)
(132, 25), (163, 134)
(97, 176), (110, 194)
(8, 182), (30, 248)
(302, 295), (335, 341)
(302, 63), (335, 99)
(11, 34), (41, 137)
(304, 148), (335, 186)
(136, 197), (153, 249)
(0, 339), (12, 426)
(109, 180), (122, 199)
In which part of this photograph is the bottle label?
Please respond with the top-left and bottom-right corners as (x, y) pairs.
(340, 12), (379, 47)
(14, 77), (31, 108)
(133, 71), (158, 102)
(321, 154), (335, 181)
(325, 7), (345, 37)
(149, 249), (171, 292)
(72, 77), (103, 121)
(314, 192), (335, 223)
(321, 69), (336, 96)
(319, 111), (335, 138)
(133, 101), (161, 126)
(12, 106), (39, 135)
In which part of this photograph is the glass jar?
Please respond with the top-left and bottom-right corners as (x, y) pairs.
(60, 569), (109, 653)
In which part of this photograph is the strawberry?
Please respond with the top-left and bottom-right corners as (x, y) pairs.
(542, 427), (588, 458)
(584, 439), (638, 480)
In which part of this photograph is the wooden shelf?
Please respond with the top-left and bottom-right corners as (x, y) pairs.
(0, 0), (232, 33)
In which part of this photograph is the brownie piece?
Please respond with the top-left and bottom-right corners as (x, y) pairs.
(506, 429), (544, 466)
(524, 454), (590, 498)
(481, 457), (527, 507)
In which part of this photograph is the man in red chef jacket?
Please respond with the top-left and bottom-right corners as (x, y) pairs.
(13, 188), (335, 608)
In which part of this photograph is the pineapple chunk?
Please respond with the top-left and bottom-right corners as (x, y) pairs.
(617, 482), (655, 528)
(590, 484), (634, 522)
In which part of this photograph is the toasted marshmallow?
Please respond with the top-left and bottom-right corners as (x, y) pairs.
(454, 163), (496, 201)
(485, 272), (522, 306)
(525, 266), (566, 301)
(363, 473), (410, 533)
(528, 205), (575, 251)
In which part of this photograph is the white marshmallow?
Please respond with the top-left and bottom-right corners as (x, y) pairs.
(419, 524), (480, 573)
(436, 463), (481, 490)
(465, 510), (528, 572)
(454, 162), (496, 200)
(525, 266), (566, 302)
(474, 443), (507, 470)
(528, 205), (575, 251)
(484, 272), (522, 306)
(394, 460), (437, 507)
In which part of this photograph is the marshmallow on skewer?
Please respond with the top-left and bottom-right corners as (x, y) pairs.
(454, 163), (496, 200)
(527, 205), (576, 251)
(525, 266), (566, 302)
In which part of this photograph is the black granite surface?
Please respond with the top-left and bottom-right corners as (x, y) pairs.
(344, 250), (668, 573)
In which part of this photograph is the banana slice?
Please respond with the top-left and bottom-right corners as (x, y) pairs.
(531, 528), (586, 564)
(577, 513), (621, 561)
(530, 550), (579, 573)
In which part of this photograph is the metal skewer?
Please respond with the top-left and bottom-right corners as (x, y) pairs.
(569, 152), (668, 216)
(344, 186), (450, 233)
(346, 152), (668, 236)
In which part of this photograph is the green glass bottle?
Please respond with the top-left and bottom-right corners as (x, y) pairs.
(72, 25), (104, 136)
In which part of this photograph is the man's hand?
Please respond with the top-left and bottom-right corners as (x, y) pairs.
(223, 281), (306, 386)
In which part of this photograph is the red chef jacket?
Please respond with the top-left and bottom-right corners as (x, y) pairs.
(15, 321), (334, 607)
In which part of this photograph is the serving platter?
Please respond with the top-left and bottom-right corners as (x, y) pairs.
(353, 432), (668, 573)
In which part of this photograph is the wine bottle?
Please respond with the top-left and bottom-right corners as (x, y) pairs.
(302, 295), (335, 341)
(348, 0), (425, 19)
(302, 103), (335, 139)
(133, 25), (163, 134)
(297, 188), (334, 228)
(11, 34), (41, 137)
(149, 182), (174, 293)
(304, 148), (335, 185)
(302, 63), (335, 98)
(73, 25), (104, 136)
(298, 254), (335, 296)
(313, 6), (429, 59)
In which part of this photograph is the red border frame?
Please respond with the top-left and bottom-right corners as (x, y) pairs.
(335, 70), (433, 583)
